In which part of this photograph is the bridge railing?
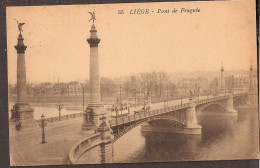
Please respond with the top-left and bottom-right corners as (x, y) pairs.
(109, 93), (249, 127)
(109, 102), (191, 127)
(68, 133), (102, 164)
(36, 112), (83, 123)
(195, 95), (229, 105)
(195, 92), (247, 105)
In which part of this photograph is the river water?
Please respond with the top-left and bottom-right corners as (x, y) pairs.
(8, 102), (81, 120)
(112, 105), (259, 163)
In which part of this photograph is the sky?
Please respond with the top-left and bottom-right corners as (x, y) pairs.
(6, 0), (257, 84)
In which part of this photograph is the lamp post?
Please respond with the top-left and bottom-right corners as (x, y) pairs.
(166, 85), (168, 107)
(57, 104), (63, 121)
(197, 87), (200, 103)
(83, 87), (85, 112)
(119, 85), (122, 115)
(143, 100), (146, 112)
(135, 83), (137, 108)
(38, 114), (47, 144)
(116, 97), (119, 117)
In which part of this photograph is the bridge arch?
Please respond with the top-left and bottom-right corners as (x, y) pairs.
(197, 102), (227, 113)
(111, 114), (186, 142)
(233, 96), (247, 105)
(147, 115), (185, 127)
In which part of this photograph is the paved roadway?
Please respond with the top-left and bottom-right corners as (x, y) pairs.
(9, 118), (85, 166)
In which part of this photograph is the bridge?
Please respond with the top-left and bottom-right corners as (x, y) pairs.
(109, 91), (248, 141)
(68, 90), (251, 164)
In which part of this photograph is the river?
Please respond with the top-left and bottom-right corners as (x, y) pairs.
(112, 105), (258, 162)
(8, 102), (81, 119)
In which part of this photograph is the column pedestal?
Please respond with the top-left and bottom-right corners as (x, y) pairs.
(81, 103), (108, 133)
(81, 111), (96, 134)
(10, 102), (35, 128)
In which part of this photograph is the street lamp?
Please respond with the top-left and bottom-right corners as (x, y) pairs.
(197, 87), (200, 102)
(166, 85), (168, 107)
(119, 85), (122, 115)
(38, 114), (47, 144)
(116, 97), (119, 117)
(83, 86), (85, 112)
(135, 83), (137, 108)
(57, 104), (63, 121)
(181, 95), (182, 106)
(143, 101), (146, 110)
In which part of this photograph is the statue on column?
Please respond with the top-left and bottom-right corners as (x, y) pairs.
(88, 11), (96, 24)
(15, 19), (25, 34)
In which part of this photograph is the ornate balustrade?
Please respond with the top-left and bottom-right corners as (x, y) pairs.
(68, 133), (102, 164)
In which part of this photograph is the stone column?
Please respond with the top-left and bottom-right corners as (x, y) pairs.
(88, 24), (101, 103)
(249, 63), (253, 89)
(246, 63), (255, 104)
(220, 64), (225, 91)
(82, 23), (108, 131)
(10, 33), (34, 127)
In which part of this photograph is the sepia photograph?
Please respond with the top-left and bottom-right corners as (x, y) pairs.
(6, 0), (259, 166)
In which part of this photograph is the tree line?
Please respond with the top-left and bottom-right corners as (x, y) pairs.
(8, 71), (178, 99)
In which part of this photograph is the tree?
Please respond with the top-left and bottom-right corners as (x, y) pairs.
(137, 71), (170, 98)
(100, 78), (117, 97)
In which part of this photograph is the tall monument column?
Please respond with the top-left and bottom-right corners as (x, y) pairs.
(82, 14), (108, 132)
(88, 24), (101, 103)
(220, 63), (225, 91)
(249, 63), (253, 89)
(11, 24), (34, 127)
(248, 63), (254, 104)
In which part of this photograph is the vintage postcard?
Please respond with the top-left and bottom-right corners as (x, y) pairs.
(7, 0), (258, 166)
